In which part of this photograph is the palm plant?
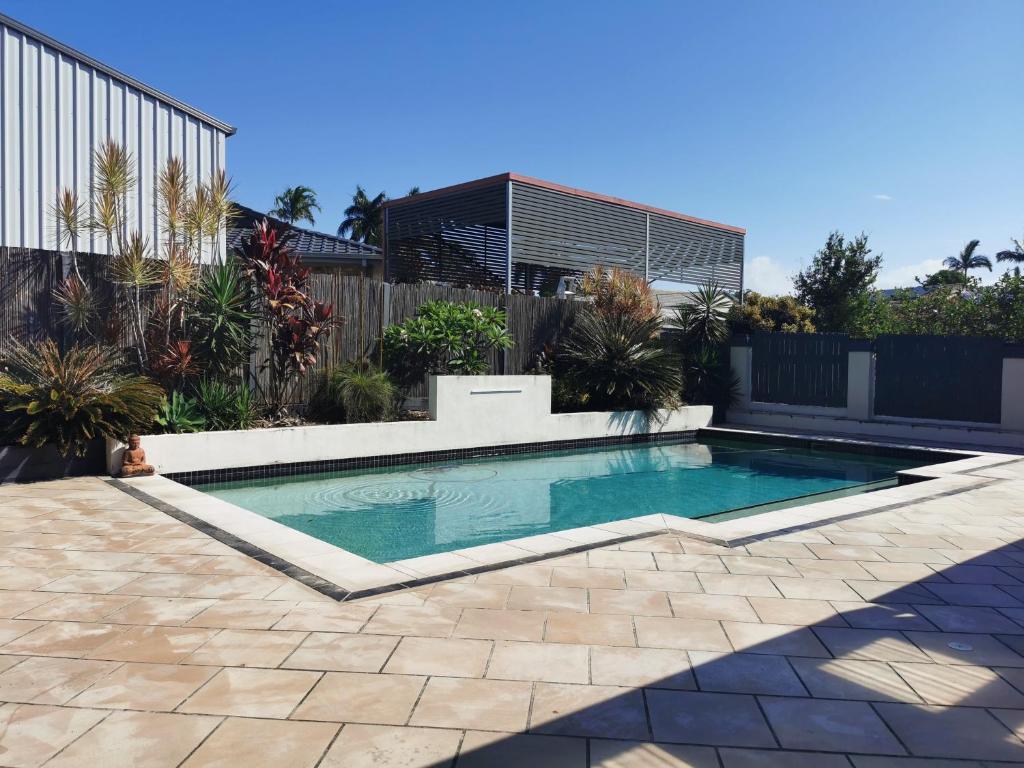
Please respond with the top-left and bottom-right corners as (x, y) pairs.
(310, 362), (396, 424)
(338, 186), (387, 245)
(558, 310), (681, 412)
(191, 262), (254, 379)
(270, 186), (320, 226)
(0, 340), (163, 455)
(997, 235), (1024, 273)
(944, 239), (993, 278)
(669, 282), (733, 350)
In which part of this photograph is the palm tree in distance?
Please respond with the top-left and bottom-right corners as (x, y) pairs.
(997, 234), (1024, 275)
(943, 239), (992, 279)
(338, 186), (387, 245)
(269, 186), (320, 226)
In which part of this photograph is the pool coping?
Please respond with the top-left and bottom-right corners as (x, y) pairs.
(110, 428), (1022, 601)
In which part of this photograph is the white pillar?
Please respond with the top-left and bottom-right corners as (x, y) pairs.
(729, 337), (753, 410)
(1001, 355), (1024, 431)
(847, 342), (875, 421)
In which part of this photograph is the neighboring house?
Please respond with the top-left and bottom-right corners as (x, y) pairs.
(227, 204), (382, 276)
(0, 12), (235, 260)
(383, 172), (745, 295)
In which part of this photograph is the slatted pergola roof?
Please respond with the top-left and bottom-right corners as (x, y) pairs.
(383, 173), (745, 294)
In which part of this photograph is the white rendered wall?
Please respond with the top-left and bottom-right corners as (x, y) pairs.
(0, 15), (231, 260)
(109, 375), (713, 475)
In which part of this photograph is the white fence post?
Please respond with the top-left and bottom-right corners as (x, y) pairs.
(729, 335), (753, 410)
(847, 339), (875, 421)
(1001, 347), (1024, 431)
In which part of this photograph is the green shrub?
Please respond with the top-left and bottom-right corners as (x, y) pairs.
(728, 292), (815, 334)
(557, 310), (681, 412)
(195, 379), (257, 431)
(381, 301), (513, 393)
(154, 391), (206, 434)
(309, 362), (396, 424)
(191, 262), (254, 380)
(0, 339), (163, 456)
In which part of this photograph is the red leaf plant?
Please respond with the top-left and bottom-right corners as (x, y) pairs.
(235, 220), (338, 417)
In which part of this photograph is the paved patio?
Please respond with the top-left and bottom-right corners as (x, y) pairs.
(1, 461), (1024, 767)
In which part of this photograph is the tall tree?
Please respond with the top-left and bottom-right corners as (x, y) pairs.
(269, 186), (320, 226)
(338, 186), (387, 245)
(793, 232), (882, 333)
(997, 234), (1024, 269)
(943, 239), (992, 278)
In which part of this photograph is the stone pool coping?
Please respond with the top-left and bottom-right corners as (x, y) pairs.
(110, 428), (1021, 601)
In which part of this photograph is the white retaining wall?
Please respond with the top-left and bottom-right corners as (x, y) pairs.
(109, 376), (713, 475)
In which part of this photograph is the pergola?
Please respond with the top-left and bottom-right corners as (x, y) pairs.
(383, 173), (745, 294)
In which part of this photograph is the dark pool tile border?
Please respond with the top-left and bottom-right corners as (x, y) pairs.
(166, 430), (699, 487)
(107, 476), (668, 602)
(697, 426), (972, 464)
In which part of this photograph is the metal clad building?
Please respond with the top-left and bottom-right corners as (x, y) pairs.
(0, 13), (235, 257)
(384, 173), (745, 294)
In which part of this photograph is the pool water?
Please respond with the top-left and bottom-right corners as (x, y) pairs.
(196, 438), (925, 563)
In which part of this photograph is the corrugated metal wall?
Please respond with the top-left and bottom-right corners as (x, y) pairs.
(0, 16), (231, 259)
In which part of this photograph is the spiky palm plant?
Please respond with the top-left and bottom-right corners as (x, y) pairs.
(0, 340), (163, 456)
(270, 186), (320, 226)
(669, 281), (734, 351)
(997, 235), (1024, 271)
(558, 310), (681, 412)
(338, 186), (387, 245)
(191, 262), (254, 379)
(944, 239), (993, 278)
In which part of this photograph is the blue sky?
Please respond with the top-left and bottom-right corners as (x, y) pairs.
(9, 0), (1023, 293)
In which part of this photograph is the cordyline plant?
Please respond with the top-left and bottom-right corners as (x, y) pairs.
(235, 220), (337, 417)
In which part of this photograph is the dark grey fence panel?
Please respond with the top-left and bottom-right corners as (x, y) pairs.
(751, 332), (849, 407)
(874, 335), (1002, 423)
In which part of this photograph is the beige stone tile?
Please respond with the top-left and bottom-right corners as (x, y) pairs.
(113, 572), (215, 597)
(760, 696), (904, 754)
(0, 657), (119, 704)
(789, 657), (920, 702)
(830, 602), (936, 631)
(590, 646), (695, 689)
(551, 566), (625, 589)
(531, 682), (648, 739)
(720, 749), (850, 767)
(876, 702), (1024, 761)
(859, 561), (941, 582)
(70, 662), (217, 710)
(384, 636), (491, 678)
(486, 640), (588, 684)
(770, 576), (862, 601)
(646, 690), (775, 747)
(743, 541), (815, 559)
(36, 570), (144, 595)
(653, 553), (726, 573)
(589, 588), (671, 617)
(689, 650), (806, 695)
(634, 616), (730, 652)
(410, 676), (532, 731)
(588, 550), (655, 570)
(454, 608), (546, 641)
(721, 556), (798, 577)
(475, 565), (552, 586)
(723, 621), (830, 657)
(178, 667), (321, 719)
(292, 671), (424, 724)
(590, 740), (718, 767)
(3, 621), (127, 658)
(273, 602), (375, 632)
(546, 613), (636, 647)
(696, 573), (780, 598)
(0, 567), (69, 591)
(103, 596), (217, 626)
(625, 569), (701, 593)
(747, 596), (846, 626)
(879, 547), (952, 564)
(86, 625), (219, 663)
(807, 544), (886, 561)
(814, 627), (931, 663)
(507, 585), (588, 613)
(319, 724), (462, 768)
(181, 717), (339, 768)
(425, 582), (510, 609)
(185, 599), (296, 630)
(44, 710), (221, 768)
(188, 575), (286, 600)
(788, 558), (874, 580)
(363, 604), (461, 638)
(281, 632), (398, 672)
(618, 536), (684, 553)
(184, 628), (307, 668)
(458, 730), (587, 768)
(893, 661), (1024, 706)
(0, 702), (108, 768)
(667, 593), (758, 622)
(17, 593), (138, 622)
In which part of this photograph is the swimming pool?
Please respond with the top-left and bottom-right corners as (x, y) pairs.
(195, 438), (925, 563)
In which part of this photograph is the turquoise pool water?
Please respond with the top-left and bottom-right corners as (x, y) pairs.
(196, 438), (925, 563)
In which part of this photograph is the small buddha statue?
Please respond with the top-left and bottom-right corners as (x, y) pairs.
(120, 434), (155, 477)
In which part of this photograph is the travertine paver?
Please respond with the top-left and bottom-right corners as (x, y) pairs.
(2, 466), (1024, 764)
